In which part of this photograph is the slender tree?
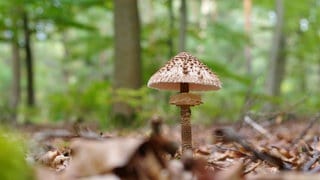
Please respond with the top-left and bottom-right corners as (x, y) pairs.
(179, 0), (187, 52)
(113, 0), (141, 123)
(23, 11), (35, 107)
(265, 0), (286, 110)
(244, 0), (252, 74)
(167, 0), (174, 57)
(239, 0), (254, 120)
(10, 23), (21, 121)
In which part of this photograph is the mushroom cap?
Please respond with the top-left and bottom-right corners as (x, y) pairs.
(147, 52), (221, 91)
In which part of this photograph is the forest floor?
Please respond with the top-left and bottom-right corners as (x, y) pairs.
(23, 114), (320, 180)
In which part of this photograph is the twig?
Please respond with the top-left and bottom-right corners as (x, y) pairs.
(214, 145), (249, 155)
(302, 136), (320, 172)
(214, 127), (292, 170)
(302, 151), (320, 172)
(292, 113), (320, 146)
(244, 160), (261, 175)
(33, 129), (104, 142)
(244, 116), (272, 139)
(310, 165), (320, 173)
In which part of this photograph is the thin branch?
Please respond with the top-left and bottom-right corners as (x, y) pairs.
(302, 136), (320, 172)
(292, 113), (320, 146)
(214, 127), (292, 170)
(244, 116), (272, 139)
(244, 160), (261, 175)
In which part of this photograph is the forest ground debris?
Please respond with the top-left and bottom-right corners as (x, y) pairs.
(214, 127), (292, 170)
(302, 136), (320, 172)
(292, 113), (320, 146)
(27, 117), (320, 179)
(244, 116), (272, 139)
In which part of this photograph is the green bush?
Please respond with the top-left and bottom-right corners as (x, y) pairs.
(46, 81), (112, 125)
(0, 129), (34, 180)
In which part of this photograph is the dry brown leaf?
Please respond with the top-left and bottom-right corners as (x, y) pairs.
(38, 150), (60, 167)
(248, 172), (320, 180)
(79, 174), (121, 180)
(35, 166), (61, 180)
(132, 150), (164, 179)
(64, 138), (144, 178)
(194, 146), (211, 159)
(52, 154), (70, 172)
(214, 162), (244, 180)
(167, 160), (184, 180)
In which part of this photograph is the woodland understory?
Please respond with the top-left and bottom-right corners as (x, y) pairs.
(13, 113), (320, 180)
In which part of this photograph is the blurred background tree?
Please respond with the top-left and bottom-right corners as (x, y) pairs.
(112, 0), (141, 125)
(0, 0), (319, 128)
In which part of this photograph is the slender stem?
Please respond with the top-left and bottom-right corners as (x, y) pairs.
(181, 105), (191, 152)
(180, 83), (192, 153)
(180, 82), (189, 93)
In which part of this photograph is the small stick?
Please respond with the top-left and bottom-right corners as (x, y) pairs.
(310, 165), (320, 173)
(33, 129), (105, 142)
(292, 113), (320, 146)
(244, 116), (272, 139)
(214, 145), (249, 155)
(302, 151), (320, 172)
(244, 160), (261, 175)
(214, 127), (291, 170)
(302, 136), (320, 172)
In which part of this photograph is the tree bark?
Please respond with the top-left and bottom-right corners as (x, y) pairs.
(265, 0), (286, 110)
(23, 12), (35, 107)
(298, 57), (306, 93)
(239, 0), (253, 120)
(62, 32), (71, 85)
(178, 0), (187, 52)
(168, 0), (174, 57)
(10, 31), (21, 121)
(244, 0), (252, 74)
(318, 57), (320, 91)
(113, 0), (141, 123)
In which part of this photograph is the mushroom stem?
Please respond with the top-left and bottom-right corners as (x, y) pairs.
(180, 83), (189, 93)
(180, 83), (192, 153)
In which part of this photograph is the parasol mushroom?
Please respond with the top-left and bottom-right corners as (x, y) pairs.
(147, 52), (221, 153)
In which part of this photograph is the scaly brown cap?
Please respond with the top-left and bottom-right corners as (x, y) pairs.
(147, 52), (221, 91)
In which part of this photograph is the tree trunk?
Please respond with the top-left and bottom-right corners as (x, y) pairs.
(178, 0), (187, 52)
(298, 57), (306, 93)
(239, 0), (253, 120)
(113, 0), (141, 124)
(168, 0), (174, 57)
(318, 57), (320, 91)
(10, 32), (21, 121)
(62, 32), (71, 85)
(265, 0), (286, 110)
(23, 12), (35, 107)
(244, 0), (252, 74)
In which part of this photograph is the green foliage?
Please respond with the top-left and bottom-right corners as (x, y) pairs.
(0, 0), (320, 127)
(0, 129), (34, 180)
(44, 84), (172, 129)
(112, 87), (169, 127)
(46, 81), (112, 125)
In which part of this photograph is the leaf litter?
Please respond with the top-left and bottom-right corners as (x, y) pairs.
(26, 113), (320, 179)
